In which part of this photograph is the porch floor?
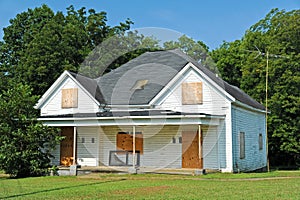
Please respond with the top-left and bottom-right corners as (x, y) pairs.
(57, 166), (218, 176)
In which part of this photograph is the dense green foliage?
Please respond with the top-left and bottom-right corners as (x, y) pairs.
(79, 30), (160, 78)
(211, 9), (300, 166)
(0, 4), (133, 95)
(163, 35), (218, 72)
(0, 5), (138, 177)
(0, 4), (298, 177)
(1, 172), (300, 199)
(0, 83), (61, 178)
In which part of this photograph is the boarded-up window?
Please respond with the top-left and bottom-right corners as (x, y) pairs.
(259, 133), (263, 150)
(117, 132), (143, 154)
(240, 132), (245, 159)
(62, 88), (78, 108)
(182, 82), (203, 105)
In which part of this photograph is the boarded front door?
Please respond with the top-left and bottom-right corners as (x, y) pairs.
(60, 127), (74, 166)
(182, 131), (203, 168)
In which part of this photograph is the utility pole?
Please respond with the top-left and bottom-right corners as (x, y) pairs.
(245, 47), (288, 172)
(266, 51), (269, 172)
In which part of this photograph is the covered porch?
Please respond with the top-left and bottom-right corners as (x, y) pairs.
(39, 111), (226, 173)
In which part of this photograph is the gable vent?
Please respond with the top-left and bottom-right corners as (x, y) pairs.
(131, 80), (148, 90)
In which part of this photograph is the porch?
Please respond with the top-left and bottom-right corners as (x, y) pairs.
(40, 111), (226, 172)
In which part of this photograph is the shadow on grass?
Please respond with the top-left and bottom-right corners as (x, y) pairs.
(2, 178), (127, 199)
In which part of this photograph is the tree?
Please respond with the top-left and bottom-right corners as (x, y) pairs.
(79, 30), (161, 78)
(210, 40), (244, 87)
(0, 5), (133, 95)
(0, 83), (61, 178)
(212, 9), (300, 166)
(163, 35), (217, 72)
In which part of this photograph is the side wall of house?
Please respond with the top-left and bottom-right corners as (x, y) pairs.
(40, 77), (99, 116)
(231, 105), (267, 172)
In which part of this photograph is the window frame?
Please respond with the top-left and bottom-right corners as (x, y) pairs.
(259, 133), (263, 150)
(239, 132), (245, 159)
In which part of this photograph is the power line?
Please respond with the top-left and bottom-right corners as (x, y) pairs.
(245, 46), (288, 173)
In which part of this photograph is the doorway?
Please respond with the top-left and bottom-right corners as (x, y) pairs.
(60, 127), (75, 166)
(182, 131), (203, 168)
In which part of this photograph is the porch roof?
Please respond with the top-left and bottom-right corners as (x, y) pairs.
(38, 110), (225, 127)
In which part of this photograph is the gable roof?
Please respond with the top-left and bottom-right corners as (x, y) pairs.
(35, 70), (102, 109)
(98, 49), (188, 105)
(44, 49), (263, 111)
(68, 71), (105, 103)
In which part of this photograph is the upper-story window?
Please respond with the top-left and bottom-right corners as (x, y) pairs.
(182, 82), (203, 105)
(61, 88), (78, 108)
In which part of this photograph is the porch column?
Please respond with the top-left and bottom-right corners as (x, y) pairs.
(198, 125), (202, 167)
(132, 125), (136, 168)
(73, 126), (77, 165)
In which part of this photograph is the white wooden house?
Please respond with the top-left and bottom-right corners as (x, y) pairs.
(36, 49), (267, 172)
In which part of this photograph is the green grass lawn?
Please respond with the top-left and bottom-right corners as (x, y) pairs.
(0, 171), (299, 199)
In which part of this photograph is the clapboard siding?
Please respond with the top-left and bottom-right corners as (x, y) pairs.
(99, 125), (182, 168)
(77, 127), (99, 166)
(50, 144), (60, 166)
(203, 126), (219, 169)
(160, 70), (230, 115)
(41, 77), (99, 116)
(97, 125), (224, 169)
(232, 105), (267, 172)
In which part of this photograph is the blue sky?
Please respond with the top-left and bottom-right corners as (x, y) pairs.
(0, 0), (299, 49)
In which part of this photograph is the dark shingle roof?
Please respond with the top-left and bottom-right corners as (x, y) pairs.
(69, 71), (105, 103)
(72, 49), (264, 110)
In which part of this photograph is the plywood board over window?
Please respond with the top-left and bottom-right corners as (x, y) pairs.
(117, 132), (143, 154)
(182, 82), (203, 105)
(62, 88), (78, 108)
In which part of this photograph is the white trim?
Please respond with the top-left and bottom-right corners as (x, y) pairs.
(38, 115), (224, 127)
(234, 100), (266, 113)
(149, 62), (236, 106)
(149, 63), (190, 105)
(189, 63), (236, 101)
(35, 71), (100, 109)
(38, 114), (225, 121)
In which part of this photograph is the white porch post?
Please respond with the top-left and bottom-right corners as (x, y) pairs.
(198, 125), (202, 165)
(132, 125), (136, 168)
(73, 126), (77, 165)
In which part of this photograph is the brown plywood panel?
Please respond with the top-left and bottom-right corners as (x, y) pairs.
(182, 131), (203, 168)
(60, 127), (74, 166)
(62, 88), (78, 108)
(117, 133), (143, 154)
(182, 82), (203, 105)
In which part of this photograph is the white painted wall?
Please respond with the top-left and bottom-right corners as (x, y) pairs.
(40, 77), (99, 116)
(98, 125), (226, 170)
(160, 70), (230, 116)
(76, 127), (99, 166)
(231, 105), (267, 172)
(99, 125), (182, 168)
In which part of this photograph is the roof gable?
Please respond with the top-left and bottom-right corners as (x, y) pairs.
(98, 50), (188, 105)
(35, 71), (101, 109)
(97, 49), (264, 110)
(37, 49), (264, 111)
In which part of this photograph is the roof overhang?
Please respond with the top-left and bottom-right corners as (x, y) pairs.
(38, 114), (225, 127)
